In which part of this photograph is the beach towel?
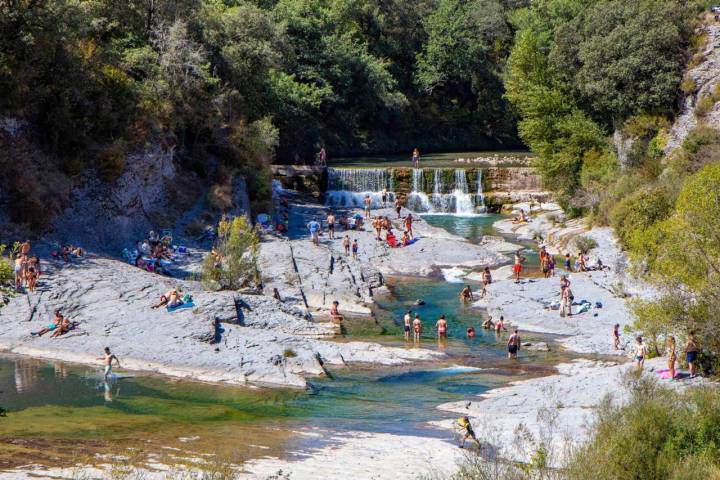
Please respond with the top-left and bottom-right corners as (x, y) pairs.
(655, 368), (679, 380)
(167, 301), (195, 313)
(576, 303), (591, 314)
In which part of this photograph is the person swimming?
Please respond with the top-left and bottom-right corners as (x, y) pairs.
(467, 327), (476, 338)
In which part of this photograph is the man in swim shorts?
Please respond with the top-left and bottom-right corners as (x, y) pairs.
(307, 218), (322, 246)
(513, 250), (525, 283)
(457, 416), (481, 449)
(97, 347), (121, 379)
(403, 311), (412, 340)
(507, 329), (521, 359)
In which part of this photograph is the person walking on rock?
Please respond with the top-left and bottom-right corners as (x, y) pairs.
(351, 239), (359, 259)
(307, 218), (321, 246)
(326, 212), (336, 240)
(342, 235), (351, 256)
(404, 213), (414, 239)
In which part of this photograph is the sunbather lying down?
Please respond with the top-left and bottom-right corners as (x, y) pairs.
(151, 287), (190, 309)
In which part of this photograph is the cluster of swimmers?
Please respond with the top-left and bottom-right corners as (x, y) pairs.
(12, 240), (41, 293)
(401, 308), (521, 359)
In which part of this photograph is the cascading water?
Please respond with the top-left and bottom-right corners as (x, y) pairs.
(406, 169), (432, 212)
(324, 166), (485, 215)
(476, 169), (486, 213)
(452, 169), (474, 215)
(325, 168), (395, 207)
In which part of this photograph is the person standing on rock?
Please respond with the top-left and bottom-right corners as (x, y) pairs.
(457, 416), (481, 449)
(634, 336), (648, 370)
(412, 148), (420, 168)
(351, 239), (359, 259)
(404, 311), (412, 340)
(381, 189), (388, 208)
(363, 195), (372, 219)
(373, 217), (382, 241)
(413, 314), (422, 342)
(342, 235), (351, 255)
(613, 324), (621, 350)
(564, 253), (572, 272)
(513, 250), (525, 283)
(326, 212), (336, 240)
(560, 285), (573, 317)
(685, 332), (698, 378)
(97, 347), (121, 379)
(507, 329), (521, 359)
(667, 336), (677, 381)
(481, 267), (492, 298)
(395, 198), (402, 219)
(404, 213), (414, 239)
(307, 218), (322, 246)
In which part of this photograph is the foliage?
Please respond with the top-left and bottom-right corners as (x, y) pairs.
(0, 245), (12, 285)
(608, 186), (671, 249)
(574, 236), (598, 255)
(565, 377), (720, 480)
(201, 216), (259, 291)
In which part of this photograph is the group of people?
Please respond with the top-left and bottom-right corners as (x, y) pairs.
(130, 231), (177, 274)
(370, 212), (414, 248)
(31, 310), (74, 338)
(13, 240), (41, 293)
(630, 332), (699, 380)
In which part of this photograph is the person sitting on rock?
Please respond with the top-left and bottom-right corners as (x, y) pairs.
(401, 230), (410, 246)
(151, 287), (183, 309)
(51, 315), (72, 338)
(32, 310), (63, 336)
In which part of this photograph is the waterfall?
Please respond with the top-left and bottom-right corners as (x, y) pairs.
(453, 169), (474, 215)
(325, 168), (394, 207)
(476, 169), (486, 213)
(406, 169), (432, 212)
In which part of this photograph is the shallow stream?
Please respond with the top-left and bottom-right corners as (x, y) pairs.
(0, 215), (568, 471)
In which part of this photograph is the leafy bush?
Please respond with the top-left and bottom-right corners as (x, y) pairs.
(694, 95), (715, 117)
(565, 377), (720, 480)
(682, 126), (720, 155)
(0, 245), (12, 285)
(574, 235), (598, 254)
(681, 77), (697, 94)
(282, 348), (297, 358)
(609, 186), (671, 248)
(201, 216), (259, 291)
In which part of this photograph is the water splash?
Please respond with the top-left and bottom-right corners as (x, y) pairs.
(406, 169), (432, 212)
(325, 168), (394, 207)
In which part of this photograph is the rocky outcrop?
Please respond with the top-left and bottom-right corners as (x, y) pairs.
(0, 256), (441, 388)
(665, 22), (720, 154)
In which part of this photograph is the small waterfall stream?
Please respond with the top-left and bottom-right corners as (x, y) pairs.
(325, 167), (485, 214)
(325, 168), (395, 207)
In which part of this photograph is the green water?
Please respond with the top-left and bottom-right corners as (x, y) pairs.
(329, 151), (533, 168)
(0, 214), (562, 469)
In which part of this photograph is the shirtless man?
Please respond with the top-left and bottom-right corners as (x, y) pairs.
(342, 235), (351, 256)
(351, 239), (359, 259)
(459, 285), (473, 302)
(482, 315), (494, 330)
(50, 315), (71, 337)
(412, 314), (422, 342)
(395, 198), (402, 219)
(634, 336), (648, 370)
(326, 212), (336, 240)
(363, 195), (372, 219)
(507, 329), (521, 359)
(404, 214), (414, 239)
(32, 310), (63, 336)
(151, 287), (182, 309)
(436, 315), (448, 339)
(560, 285), (573, 317)
(403, 311), (412, 340)
(513, 250), (525, 283)
(97, 347), (121, 379)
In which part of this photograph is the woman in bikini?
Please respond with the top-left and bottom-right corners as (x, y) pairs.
(667, 336), (677, 381)
(480, 267), (492, 298)
(436, 315), (448, 339)
(685, 332), (698, 378)
(412, 314), (422, 342)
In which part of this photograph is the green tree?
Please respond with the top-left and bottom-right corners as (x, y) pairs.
(202, 216), (259, 291)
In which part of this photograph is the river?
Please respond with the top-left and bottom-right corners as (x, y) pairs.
(0, 214), (568, 473)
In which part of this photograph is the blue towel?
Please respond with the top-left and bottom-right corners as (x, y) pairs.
(167, 301), (194, 313)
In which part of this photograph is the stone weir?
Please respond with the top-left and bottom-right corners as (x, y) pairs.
(270, 164), (550, 212)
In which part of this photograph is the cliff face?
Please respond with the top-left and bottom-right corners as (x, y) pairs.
(665, 21), (720, 155)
